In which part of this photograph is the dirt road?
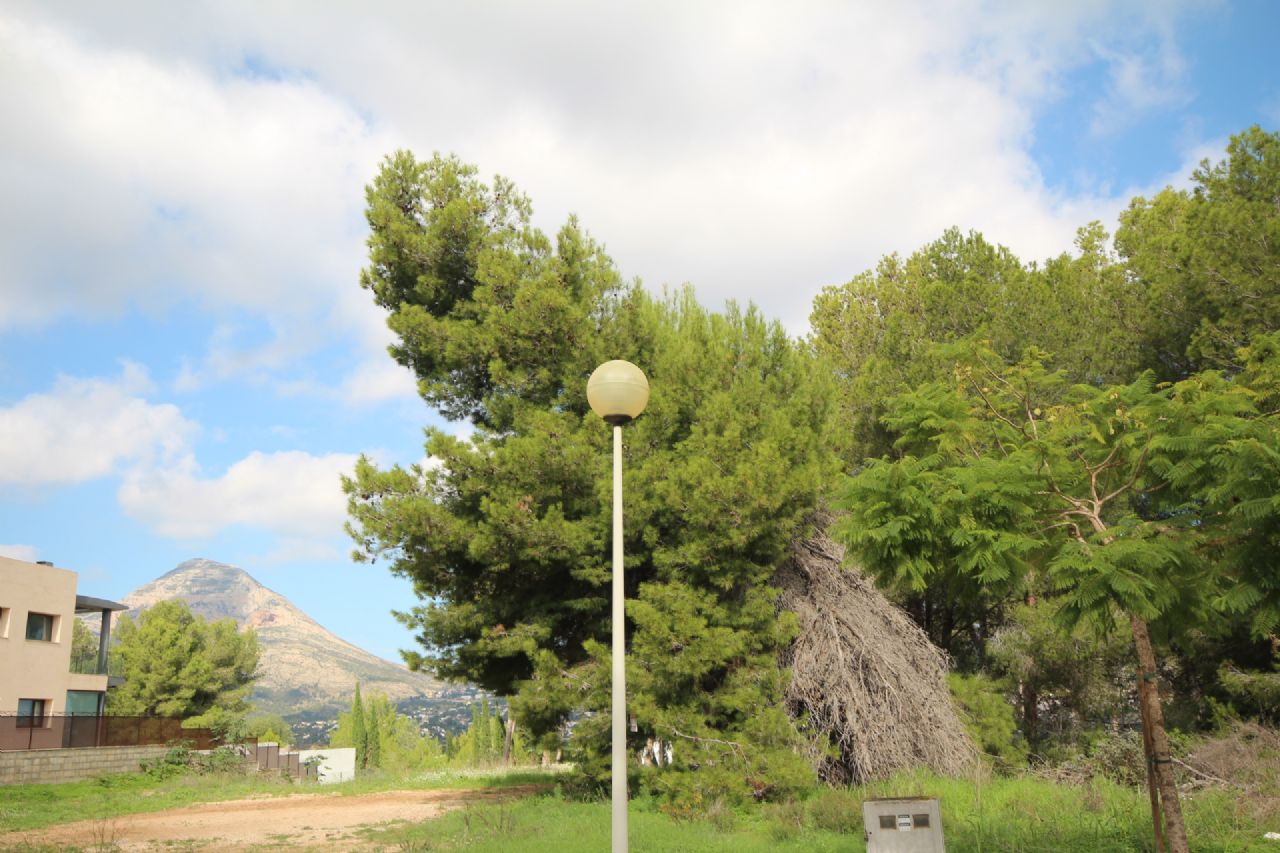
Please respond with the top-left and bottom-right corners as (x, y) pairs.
(5, 784), (549, 851)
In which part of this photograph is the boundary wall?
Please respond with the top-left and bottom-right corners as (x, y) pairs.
(0, 744), (168, 785)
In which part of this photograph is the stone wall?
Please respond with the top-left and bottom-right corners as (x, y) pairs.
(0, 744), (168, 785)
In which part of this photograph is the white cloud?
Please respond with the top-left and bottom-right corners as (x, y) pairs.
(238, 537), (344, 567)
(0, 544), (39, 561)
(339, 359), (419, 405)
(118, 449), (359, 539)
(0, 364), (195, 485)
(0, 12), (397, 381)
(1088, 34), (1192, 136)
(0, 0), (1222, 347)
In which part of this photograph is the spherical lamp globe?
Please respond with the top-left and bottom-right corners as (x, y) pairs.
(587, 360), (649, 425)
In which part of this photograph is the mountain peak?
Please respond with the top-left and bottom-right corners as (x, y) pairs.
(120, 559), (443, 716)
(168, 557), (248, 574)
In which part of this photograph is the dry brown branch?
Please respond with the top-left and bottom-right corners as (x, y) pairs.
(968, 378), (1022, 434)
(777, 514), (977, 784)
(668, 728), (747, 758)
(1100, 445), (1150, 506)
(1170, 756), (1238, 788)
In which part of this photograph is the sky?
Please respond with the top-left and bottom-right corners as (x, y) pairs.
(1, 1), (1277, 665)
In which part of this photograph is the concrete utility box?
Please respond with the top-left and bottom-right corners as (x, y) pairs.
(863, 797), (945, 852)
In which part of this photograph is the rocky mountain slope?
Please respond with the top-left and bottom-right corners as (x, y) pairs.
(120, 558), (446, 717)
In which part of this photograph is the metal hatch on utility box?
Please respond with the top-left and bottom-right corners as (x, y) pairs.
(863, 797), (945, 852)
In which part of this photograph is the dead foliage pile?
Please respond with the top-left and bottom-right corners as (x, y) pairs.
(776, 517), (976, 784)
(1184, 722), (1280, 823)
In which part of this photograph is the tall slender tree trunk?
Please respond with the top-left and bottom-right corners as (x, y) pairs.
(1022, 592), (1038, 748)
(1022, 683), (1039, 749)
(1130, 613), (1188, 853)
(502, 716), (515, 766)
(1137, 681), (1165, 853)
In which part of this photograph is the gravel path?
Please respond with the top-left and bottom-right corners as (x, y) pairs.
(5, 784), (549, 851)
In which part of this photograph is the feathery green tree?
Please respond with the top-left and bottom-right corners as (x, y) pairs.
(835, 334), (1280, 853)
(810, 226), (1142, 666)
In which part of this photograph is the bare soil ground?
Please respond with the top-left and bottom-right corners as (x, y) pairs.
(5, 784), (550, 851)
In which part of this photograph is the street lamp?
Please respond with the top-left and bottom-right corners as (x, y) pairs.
(587, 359), (649, 853)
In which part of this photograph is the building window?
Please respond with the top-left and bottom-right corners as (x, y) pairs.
(25, 612), (55, 641)
(0, 606), (10, 638)
(66, 690), (103, 716)
(17, 698), (46, 728)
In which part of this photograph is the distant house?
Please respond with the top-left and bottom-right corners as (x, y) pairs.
(0, 555), (126, 748)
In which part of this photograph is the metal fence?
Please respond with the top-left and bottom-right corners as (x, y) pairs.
(0, 714), (217, 751)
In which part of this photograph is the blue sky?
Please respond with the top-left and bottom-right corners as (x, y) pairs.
(1, 1), (1277, 665)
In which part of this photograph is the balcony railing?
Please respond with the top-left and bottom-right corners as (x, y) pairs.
(68, 652), (122, 676)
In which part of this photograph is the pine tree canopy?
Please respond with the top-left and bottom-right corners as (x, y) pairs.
(346, 151), (839, 794)
(106, 599), (259, 721)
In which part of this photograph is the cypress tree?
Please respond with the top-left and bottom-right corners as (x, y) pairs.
(366, 703), (382, 769)
(350, 682), (367, 770)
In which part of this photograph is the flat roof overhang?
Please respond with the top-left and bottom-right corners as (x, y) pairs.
(75, 594), (128, 613)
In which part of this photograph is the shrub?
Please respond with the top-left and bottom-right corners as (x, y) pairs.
(141, 741), (195, 780)
(195, 745), (248, 775)
(764, 798), (807, 841)
(949, 673), (1027, 771)
(807, 788), (862, 834)
(704, 797), (736, 832)
(1218, 666), (1280, 724)
(1083, 731), (1148, 786)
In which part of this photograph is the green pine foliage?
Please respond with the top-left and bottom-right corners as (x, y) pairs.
(105, 599), (259, 726)
(69, 616), (99, 672)
(1118, 126), (1280, 379)
(244, 714), (295, 747)
(1217, 664), (1280, 724)
(988, 599), (1133, 749)
(348, 151), (838, 804)
(837, 335), (1279, 644)
(345, 127), (1280, 810)
(948, 673), (1027, 769)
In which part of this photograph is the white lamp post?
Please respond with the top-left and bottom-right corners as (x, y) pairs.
(586, 359), (649, 853)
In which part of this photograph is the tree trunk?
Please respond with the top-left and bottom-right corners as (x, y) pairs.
(1130, 614), (1188, 853)
(1021, 592), (1038, 747)
(1022, 683), (1039, 749)
(1141, 671), (1172, 850)
(502, 716), (515, 766)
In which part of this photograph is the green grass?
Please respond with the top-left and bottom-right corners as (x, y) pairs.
(0, 764), (559, 833)
(362, 794), (860, 852)
(364, 769), (1278, 853)
(2, 764), (1274, 852)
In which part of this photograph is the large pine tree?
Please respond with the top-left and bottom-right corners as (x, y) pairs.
(346, 152), (837, 801)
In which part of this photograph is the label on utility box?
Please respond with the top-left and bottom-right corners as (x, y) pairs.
(896, 814), (913, 831)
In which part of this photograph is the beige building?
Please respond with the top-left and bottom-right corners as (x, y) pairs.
(0, 555), (125, 749)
